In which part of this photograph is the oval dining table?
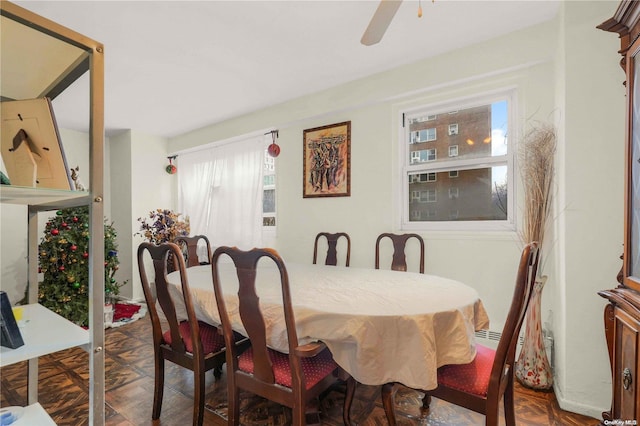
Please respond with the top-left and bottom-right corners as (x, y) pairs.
(166, 261), (490, 394)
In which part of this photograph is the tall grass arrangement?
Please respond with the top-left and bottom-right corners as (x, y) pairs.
(519, 122), (557, 249)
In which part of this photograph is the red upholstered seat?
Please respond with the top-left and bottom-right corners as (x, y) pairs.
(381, 242), (540, 426)
(163, 321), (225, 354)
(437, 344), (494, 398)
(239, 346), (338, 389)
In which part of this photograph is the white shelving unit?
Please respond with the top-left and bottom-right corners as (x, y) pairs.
(0, 2), (105, 424)
(0, 304), (90, 367)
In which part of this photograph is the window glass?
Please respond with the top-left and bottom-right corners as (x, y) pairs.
(402, 94), (512, 230)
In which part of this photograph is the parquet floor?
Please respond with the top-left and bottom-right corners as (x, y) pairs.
(0, 317), (601, 425)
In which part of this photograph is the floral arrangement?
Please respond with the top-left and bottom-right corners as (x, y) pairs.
(136, 209), (190, 244)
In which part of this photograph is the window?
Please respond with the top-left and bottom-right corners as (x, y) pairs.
(410, 149), (437, 164)
(402, 91), (514, 230)
(263, 148), (276, 227)
(410, 128), (437, 143)
(410, 172), (437, 183)
(420, 189), (437, 203)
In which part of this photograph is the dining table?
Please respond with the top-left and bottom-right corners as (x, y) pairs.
(166, 261), (489, 391)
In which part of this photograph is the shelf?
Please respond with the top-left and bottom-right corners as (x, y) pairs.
(0, 304), (89, 367)
(0, 185), (88, 208)
(1, 403), (57, 425)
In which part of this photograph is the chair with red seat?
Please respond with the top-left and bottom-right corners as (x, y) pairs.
(313, 232), (351, 266)
(375, 232), (425, 273)
(381, 242), (540, 426)
(137, 242), (244, 426)
(211, 246), (355, 425)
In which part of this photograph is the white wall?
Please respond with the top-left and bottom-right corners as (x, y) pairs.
(128, 130), (174, 301)
(553, 0), (624, 414)
(168, 4), (621, 418)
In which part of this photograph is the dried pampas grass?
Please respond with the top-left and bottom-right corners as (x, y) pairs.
(519, 122), (556, 247)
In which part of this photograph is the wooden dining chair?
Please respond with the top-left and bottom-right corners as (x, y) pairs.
(381, 242), (540, 426)
(174, 235), (212, 267)
(211, 246), (355, 426)
(375, 232), (425, 273)
(313, 232), (351, 266)
(137, 242), (239, 426)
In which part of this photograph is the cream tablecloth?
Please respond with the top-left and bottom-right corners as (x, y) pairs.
(167, 262), (489, 390)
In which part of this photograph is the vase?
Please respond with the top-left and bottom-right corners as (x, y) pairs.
(515, 275), (553, 390)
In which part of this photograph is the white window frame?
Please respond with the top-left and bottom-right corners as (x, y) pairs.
(263, 143), (277, 231)
(399, 89), (516, 232)
(448, 145), (459, 157)
(448, 123), (459, 136)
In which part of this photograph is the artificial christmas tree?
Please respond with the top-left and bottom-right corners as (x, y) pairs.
(37, 206), (125, 327)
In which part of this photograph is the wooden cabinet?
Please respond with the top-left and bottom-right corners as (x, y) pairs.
(0, 2), (105, 424)
(598, 1), (640, 424)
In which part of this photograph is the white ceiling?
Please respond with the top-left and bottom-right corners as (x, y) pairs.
(15, 1), (560, 138)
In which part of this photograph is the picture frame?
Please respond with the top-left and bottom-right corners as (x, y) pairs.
(303, 121), (351, 198)
(1, 97), (73, 190)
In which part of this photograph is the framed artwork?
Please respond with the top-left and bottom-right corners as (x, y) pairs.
(303, 121), (351, 198)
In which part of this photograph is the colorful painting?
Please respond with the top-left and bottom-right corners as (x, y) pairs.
(303, 121), (351, 198)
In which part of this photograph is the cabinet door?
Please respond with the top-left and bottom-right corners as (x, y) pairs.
(614, 308), (640, 419)
(626, 38), (640, 290)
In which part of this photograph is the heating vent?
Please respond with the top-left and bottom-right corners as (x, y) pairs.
(474, 329), (524, 349)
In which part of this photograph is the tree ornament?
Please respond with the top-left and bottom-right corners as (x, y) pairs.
(82, 252), (89, 259)
(58, 265), (65, 271)
(73, 282), (80, 289)
(61, 222), (67, 228)
(166, 156), (177, 174)
(67, 275), (75, 283)
(267, 129), (280, 158)
(72, 216), (79, 223)
(56, 210), (63, 216)
(51, 229), (59, 236)
(70, 244), (78, 251)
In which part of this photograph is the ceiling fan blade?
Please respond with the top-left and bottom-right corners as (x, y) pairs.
(361, 0), (403, 46)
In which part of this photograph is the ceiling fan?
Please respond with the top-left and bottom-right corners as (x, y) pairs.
(361, 0), (404, 46)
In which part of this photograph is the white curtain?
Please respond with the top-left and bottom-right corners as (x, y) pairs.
(178, 135), (264, 251)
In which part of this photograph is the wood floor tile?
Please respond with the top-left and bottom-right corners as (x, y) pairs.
(0, 317), (602, 425)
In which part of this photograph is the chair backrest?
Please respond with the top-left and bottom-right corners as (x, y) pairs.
(489, 242), (540, 398)
(313, 232), (351, 266)
(174, 235), (212, 267)
(137, 242), (203, 357)
(212, 246), (303, 384)
(375, 233), (425, 273)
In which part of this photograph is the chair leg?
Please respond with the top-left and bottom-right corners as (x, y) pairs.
(152, 352), (165, 420)
(227, 382), (241, 426)
(503, 380), (516, 426)
(292, 401), (306, 426)
(381, 382), (399, 426)
(193, 369), (205, 426)
(422, 393), (432, 409)
(343, 376), (356, 426)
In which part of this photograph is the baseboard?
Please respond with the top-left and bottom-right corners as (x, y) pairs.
(554, 383), (607, 421)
